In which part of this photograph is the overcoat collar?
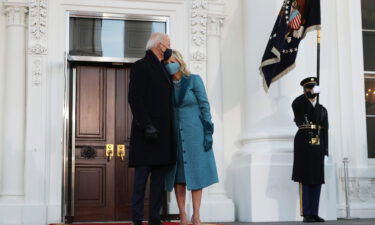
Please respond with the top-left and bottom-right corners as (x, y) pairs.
(175, 75), (192, 107)
(145, 50), (171, 84)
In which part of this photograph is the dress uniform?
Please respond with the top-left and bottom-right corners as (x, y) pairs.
(291, 77), (329, 223)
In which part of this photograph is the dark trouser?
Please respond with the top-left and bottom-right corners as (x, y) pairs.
(299, 183), (322, 217)
(132, 166), (166, 222)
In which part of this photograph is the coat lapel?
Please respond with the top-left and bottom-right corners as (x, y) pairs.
(176, 75), (192, 106)
(145, 50), (171, 85)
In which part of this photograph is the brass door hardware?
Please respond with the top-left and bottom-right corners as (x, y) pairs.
(117, 144), (126, 161)
(106, 144), (114, 162)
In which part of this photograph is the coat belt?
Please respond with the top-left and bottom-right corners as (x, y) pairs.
(298, 124), (323, 130)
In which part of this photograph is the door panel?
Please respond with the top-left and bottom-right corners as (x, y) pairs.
(73, 65), (149, 222)
(74, 66), (116, 222)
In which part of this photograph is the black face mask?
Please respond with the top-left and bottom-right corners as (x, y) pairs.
(306, 92), (317, 99)
(163, 48), (172, 61)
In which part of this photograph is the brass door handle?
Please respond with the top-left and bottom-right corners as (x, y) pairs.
(106, 144), (114, 162)
(117, 144), (126, 161)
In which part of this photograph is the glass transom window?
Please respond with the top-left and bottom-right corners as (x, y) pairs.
(69, 17), (167, 59)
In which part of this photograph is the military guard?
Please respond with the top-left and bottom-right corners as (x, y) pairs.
(292, 77), (329, 223)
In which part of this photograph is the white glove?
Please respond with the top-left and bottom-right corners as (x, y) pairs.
(313, 85), (321, 94)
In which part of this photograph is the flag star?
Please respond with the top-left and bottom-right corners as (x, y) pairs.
(273, 34), (277, 37)
(289, 49), (293, 53)
(294, 48), (298, 51)
(286, 6), (289, 9)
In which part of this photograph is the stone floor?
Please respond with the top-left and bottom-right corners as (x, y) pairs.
(221, 219), (375, 225)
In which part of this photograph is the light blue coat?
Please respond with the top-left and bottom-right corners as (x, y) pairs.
(165, 74), (219, 191)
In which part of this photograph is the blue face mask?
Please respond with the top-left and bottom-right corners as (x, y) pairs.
(165, 62), (180, 75)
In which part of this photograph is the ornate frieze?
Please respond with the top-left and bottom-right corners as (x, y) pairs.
(29, 0), (47, 40)
(190, 0), (208, 76)
(32, 58), (42, 85)
(28, 0), (48, 86)
(29, 43), (47, 55)
(191, 0), (207, 46)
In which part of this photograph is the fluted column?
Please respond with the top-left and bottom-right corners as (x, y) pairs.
(0, 1), (28, 200)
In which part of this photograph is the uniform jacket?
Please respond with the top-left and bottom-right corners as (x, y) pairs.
(291, 94), (329, 184)
(165, 74), (219, 191)
(128, 50), (176, 167)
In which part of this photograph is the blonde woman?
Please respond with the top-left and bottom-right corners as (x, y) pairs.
(164, 50), (218, 225)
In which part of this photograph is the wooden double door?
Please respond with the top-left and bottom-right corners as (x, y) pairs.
(72, 64), (150, 222)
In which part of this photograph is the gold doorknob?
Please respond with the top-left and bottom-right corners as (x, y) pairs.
(117, 144), (126, 161)
(106, 144), (114, 162)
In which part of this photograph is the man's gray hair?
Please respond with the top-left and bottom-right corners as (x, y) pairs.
(145, 32), (169, 50)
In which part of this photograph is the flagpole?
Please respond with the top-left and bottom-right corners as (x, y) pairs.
(317, 29), (321, 103)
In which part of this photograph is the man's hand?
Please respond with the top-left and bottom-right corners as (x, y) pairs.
(144, 124), (159, 143)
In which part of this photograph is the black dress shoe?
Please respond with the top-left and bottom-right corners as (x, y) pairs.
(313, 215), (325, 222)
(132, 221), (143, 225)
(148, 219), (162, 225)
(303, 216), (316, 223)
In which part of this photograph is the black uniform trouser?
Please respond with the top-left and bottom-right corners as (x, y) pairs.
(132, 166), (166, 222)
(299, 183), (322, 217)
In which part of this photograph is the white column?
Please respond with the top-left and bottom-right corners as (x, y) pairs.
(0, 1), (28, 201)
(192, 0), (235, 222)
(232, 0), (337, 222)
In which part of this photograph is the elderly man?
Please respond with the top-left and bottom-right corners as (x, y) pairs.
(128, 32), (175, 225)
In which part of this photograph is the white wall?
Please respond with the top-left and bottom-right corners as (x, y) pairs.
(0, 0), (6, 190)
(220, 0), (245, 198)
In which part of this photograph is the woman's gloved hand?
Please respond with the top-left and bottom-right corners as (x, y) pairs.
(200, 116), (214, 152)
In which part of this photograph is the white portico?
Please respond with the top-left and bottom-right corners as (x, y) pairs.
(0, 0), (374, 225)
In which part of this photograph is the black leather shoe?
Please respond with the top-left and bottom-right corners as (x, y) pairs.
(132, 221), (143, 225)
(148, 219), (162, 225)
(313, 215), (325, 222)
(303, 216), (316, 223)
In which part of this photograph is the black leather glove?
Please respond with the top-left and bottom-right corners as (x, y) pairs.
(144, 124), (159, 143)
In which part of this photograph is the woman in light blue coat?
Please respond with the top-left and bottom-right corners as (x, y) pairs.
(164, 50), (218, 225)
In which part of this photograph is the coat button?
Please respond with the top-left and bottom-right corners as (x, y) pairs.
(184, 161), (187, 164)
(182, 139), (185, 142)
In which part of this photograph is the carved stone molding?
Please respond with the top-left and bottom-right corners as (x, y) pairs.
(28, 0), (48, 86)
(191, 50), (207, 61)
(29, 0), (47, 40)
(32, 58), (42, 85)
(29, 43), (47, 55)
(3, 2), (28, 26)
(191, 0), (208, 46)
(190, 0), (208, 76)
(342, 178), (375, 203)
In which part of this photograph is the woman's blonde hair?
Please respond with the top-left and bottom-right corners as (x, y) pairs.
(172, 49), (191, 75)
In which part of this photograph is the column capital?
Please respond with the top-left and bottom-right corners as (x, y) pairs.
(207, 0), (225, 37)
(3, 1), (28, 27)
(207, 14), (225, 36)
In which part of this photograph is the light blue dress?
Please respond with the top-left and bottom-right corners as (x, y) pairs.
(165, 74), (219, 191)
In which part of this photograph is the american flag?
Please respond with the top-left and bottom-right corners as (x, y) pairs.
(289, 10), (302, 30)
(259, 0), (321, 90)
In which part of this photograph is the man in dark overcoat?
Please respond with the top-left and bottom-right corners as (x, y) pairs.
(128, 32), (175, 225)
(291, 77), (329, 223)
